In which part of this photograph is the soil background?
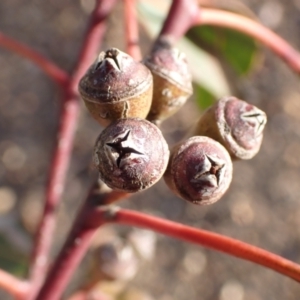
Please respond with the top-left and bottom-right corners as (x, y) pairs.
(1, 0), (300, 299)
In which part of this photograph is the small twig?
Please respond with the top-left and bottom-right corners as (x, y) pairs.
(37, 201), (300, 300)
(35, 181), (128, 300)
(29, 0), (118, 298)
(0, 32), (69, 87)
(29, 92), (80, 299)
(0, 269), (29, 300)
(71, 0), (118, 90)
(197, 8), (300, 74)
(156, 0), (199, 46)
(124, 0), (142, 60)
(100, 208), (300, 283)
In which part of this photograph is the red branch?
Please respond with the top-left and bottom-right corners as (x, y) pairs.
(0, 269), (29, 300)
(0, 32), (69, 87)
(35, 220), (100, 300)
(157, 0), (199, 45)
(35, 181), (128, 300)
(70, 0), (118, 91)
(36, 205), (300, 300)
(197, 8), (300, 74)
(28, 92), (80, 299)
(107, 208), (300, 283)
(124, 0), (141, 60)
(29, 0), (117, 298)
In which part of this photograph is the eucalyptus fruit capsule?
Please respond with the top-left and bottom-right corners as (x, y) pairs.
(94, 118), (169, 192)
(191, 96), (267, 160)
(164, 136), (233, 205)
(144, 41), (192, 125)
(79, 48), (153, 127)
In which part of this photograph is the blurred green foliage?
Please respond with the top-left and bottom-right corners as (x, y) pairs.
(0, 234), (28, 277)
(190, 25), (259, 76)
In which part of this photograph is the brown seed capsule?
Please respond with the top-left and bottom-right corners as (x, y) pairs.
(192, 96), (267, 160)
(143, 41), (193, 125)
(164, 136), (233, 205)
(94, 118), (169, 192)
(90, 238), (139, 282)
(79, 48), (153, 127)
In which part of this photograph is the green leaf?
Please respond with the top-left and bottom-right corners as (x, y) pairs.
(177, 38), (230, 98)
(189, 25), (259, 75)
(0, 234), (28, 276)
(194, 84), (215, 111)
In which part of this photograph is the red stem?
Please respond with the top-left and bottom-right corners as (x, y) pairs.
(35, 183), (128, 300)
(113, 209), (300, 282)
(110, 209), (300, 283)
(0, 269), (29, 300)
(157, 0), (199, 45)
(37, 204), (300, 300)
(124, 0), (141, 60)
(35, 222), (99, 300)
(28, 92), (80, 299)
(0, 32), (69, 87)
(29, 0), (117, 298)
(197, 8), (300, 73)
(70, 0), (118, 91)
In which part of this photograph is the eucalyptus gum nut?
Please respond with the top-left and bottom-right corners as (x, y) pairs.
(164, 136), (233, 205)
(89, 238), (139, 282)
(83, 86), (153, 126)
(144, 43), (192, 124)
(79, 48), (153, 127)
(148, 73), (191, 125)
(192, 96), (267, 160)
(94, 118), (169, 193)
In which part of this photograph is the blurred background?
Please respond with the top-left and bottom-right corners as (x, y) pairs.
(1, 0), (300, 299)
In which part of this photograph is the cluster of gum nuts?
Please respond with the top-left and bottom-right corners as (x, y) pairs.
(78, 41), (267, 206)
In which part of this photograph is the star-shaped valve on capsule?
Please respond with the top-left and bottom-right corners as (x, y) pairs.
(106, 130), (144, 168)
(192, 155), (225, 188)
